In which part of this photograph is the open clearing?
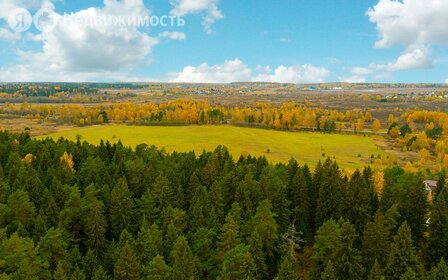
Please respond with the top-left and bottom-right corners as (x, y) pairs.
(38, 125), (384, 169)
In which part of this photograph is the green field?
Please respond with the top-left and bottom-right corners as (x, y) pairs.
(39, 125), (384, 169)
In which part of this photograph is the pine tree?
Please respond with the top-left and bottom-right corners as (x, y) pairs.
(191, 228), (217, 279)
(188, 185), (212, 232)
(82, 184), (106, 252)
(344, 169), (371, 234)
(425, 189), (448, 268)
(71, 267), (86, 280)
(114, 241), (141, 280)
(92, 266), (109, 280)
(315, 160), (343, 227)
(435, 175), (446, 201)
(219, 244), (257, 280)
(385, 223), (420, 280)
(109, 178), (135, 238)
(136, 220), (163, 265)
(53, 262), (67, 280)
(251, 200), (278, 257)
(7, 189), (36, 231)
(144, 255), (173, 280)
(368, 260), (384, 280)
(427, 258), (448, 280)
(335, 220), (364, 280)
(170, 236), (196, 280)
(37, 227), (68, 272)
(274, 253), (297, 280)
(290, 168), (311, 237)
(217, 213), (240, 265)
(399, 268), (418, 280)
(151, 173), (175, 212)
(321, 261), (337, 280)
(249, 230), (268, 279)
(362, 208), (398, 269)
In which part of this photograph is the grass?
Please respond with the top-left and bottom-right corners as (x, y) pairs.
(38, 125), (384, 169)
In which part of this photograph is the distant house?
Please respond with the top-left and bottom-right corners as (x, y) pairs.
(424, 180), (438, 202)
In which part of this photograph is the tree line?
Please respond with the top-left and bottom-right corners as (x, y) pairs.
(0, 131), (447, 279)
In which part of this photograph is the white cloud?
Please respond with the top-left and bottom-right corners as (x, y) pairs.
(367, 0), (448, 48)
(347, 0), (448, 82)
(351, 67), (373, 76)
(365, 0), (448, 72)
(158, 31), (186, 41)
(254, 65), (330, 84)
(169, 59), (252, 83)
(340, 76), (366, 83)
(0, 0), (159, 82)
(0, 27), (21, 41)
(170, 0), (223, 34)
(280, 37), (291, 43)
(169, 59), (330, 84)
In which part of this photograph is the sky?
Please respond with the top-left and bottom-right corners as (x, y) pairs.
(0, 0), (447, 83)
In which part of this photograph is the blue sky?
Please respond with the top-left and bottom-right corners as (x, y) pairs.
(0, 0), (447, 83)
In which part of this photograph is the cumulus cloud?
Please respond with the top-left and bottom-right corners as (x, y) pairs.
(170, 0), (223, 34)
(158, 31), (186, 41)
(0, 27), (21, 41)
(169, 59), (330, 84)
(365, 0), (448, 72)
(280, 38), (291, 43)
(0, 0), (159, 82)
(367, 0), (448, 48)
(347, 0), (448, 82)
(169, 59), (252, 83)
(253, 65), (330, 84)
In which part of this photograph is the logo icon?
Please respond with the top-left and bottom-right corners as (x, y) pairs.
(34, 8), (58, 32)
(8, 8), (33, 33)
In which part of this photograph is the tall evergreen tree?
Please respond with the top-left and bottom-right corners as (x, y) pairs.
(385, 223), (420, 280)
(315, 160), (343, 227)
(143, 255), (173, 280)
(274, 253), (297, 280)
(219, 244), (257, 280)
(425, 189), (448, 269)
(290, 168), (311, 237)
(427, 258), (448, 280)
(114, 241), (141, 280)
(136, 220), (163, 265)
(109, 178), (135, 238)
(170, 236), (196, 280)
(344, 169), (371, 234)
(217, 213), (241, 266)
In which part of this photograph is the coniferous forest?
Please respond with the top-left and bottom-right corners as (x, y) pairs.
(0, 131), (447, 280)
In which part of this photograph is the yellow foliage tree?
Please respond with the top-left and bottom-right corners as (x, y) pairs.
(23, 153), (34, 165)
(372, 171), (384, 197)
(371, 119), (381, 132)
(60, 152), (75, 172)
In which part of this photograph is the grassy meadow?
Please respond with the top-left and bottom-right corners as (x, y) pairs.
(38, 125), (384, 169)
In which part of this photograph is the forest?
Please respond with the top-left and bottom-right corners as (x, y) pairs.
(0, 130), (446, 279)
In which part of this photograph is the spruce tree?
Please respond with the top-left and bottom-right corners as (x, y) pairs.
(170, 236), (196, 280)
(144, 255), (173, 280)
(290, 168), (311, 237)
(427, 258), (448, 280)
(219, 244), (257, 280)
(368, 260), (384, 280)
(425, 189), (448, 269)
(217, 213), (240, 265)
(385, 223), (420, 280)
(114, 241), (141, 280)
(136, 220), (163, 265)
(109, 178), (135, 238)
(274, 253), (297, 280)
